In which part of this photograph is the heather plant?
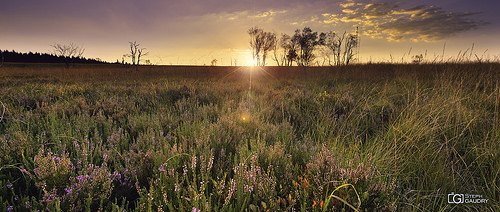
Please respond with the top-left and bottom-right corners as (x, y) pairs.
(225, 155), (278, 210)
(58, 163), (114, 211)
(32, 141), (119, 211)
(33, 150), (73, 192)
(0, 131), (31, 165)
(0, 63), (498, 211)
(305, 146), (396, 211)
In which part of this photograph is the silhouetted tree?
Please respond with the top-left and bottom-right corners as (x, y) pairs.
(127, 41), (148, 71)
(51, 42), (85, 67)
(137, 47), (148, 66)
(273, 34), (298, 66)
(272, 35), (285, 66)
(321, 31), (358, 66)
(342, 34), (358, 65)
(248, 27), (263, 66)
(319, 31), (336, 65)
(127, 41), (138, 65)
(292, 27), (323, 66)
(211, 59), (217, 66)
(286, 48), (298, 66)
(248, 27), (276, 66)
(261, 31), (276, 66)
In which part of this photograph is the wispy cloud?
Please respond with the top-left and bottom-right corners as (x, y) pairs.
(252, 10), (287, 18)
(324, 1), (488, 42)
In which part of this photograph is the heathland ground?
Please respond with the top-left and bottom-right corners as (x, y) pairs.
(0, 63), (498, 211)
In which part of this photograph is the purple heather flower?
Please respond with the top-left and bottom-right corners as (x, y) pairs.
(65, 188), (72, 196)
(25, 201), (31, 208)
(110, 171), (122, 181)
(158, 163), (168, 172)
(7, 206), (13, 212)
(7, 184), (13, 189)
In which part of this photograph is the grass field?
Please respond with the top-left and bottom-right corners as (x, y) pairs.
(0, 63), (498, 211)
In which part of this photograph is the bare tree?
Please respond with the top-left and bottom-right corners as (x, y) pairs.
(211, 59), (217, 66)
(128, 42), (138, 65)
(320, 31), (341, 66)
(321, 31), (358, 66)
(127, 41), (148, 71)
(342, 34), (358, 65)
(51, 42), (85, 67)
(137, 47), (149, 66)
(248, 27), (276, 66)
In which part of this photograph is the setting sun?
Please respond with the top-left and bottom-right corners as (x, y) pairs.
(243, 53), (255, 66)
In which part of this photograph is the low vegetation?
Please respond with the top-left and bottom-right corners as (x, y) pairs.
(0, 63), (498, 211)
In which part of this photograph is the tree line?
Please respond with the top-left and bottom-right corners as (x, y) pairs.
(0, 49), (107, 65)
(0, 41), (150, 70)
(248, 27), (359, 66)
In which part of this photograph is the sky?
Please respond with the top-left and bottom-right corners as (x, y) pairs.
(1, 0), (499, 65)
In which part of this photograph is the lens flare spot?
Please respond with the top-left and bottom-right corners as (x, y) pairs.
(240, 112), (250, 122)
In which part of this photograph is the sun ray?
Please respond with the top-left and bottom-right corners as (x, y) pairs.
(254, 65), (279, 82)
(218, 66), (245, 81)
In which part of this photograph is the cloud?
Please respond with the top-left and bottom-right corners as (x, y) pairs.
(252, 10), (287, 18)
(326, 1), (488, 42)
